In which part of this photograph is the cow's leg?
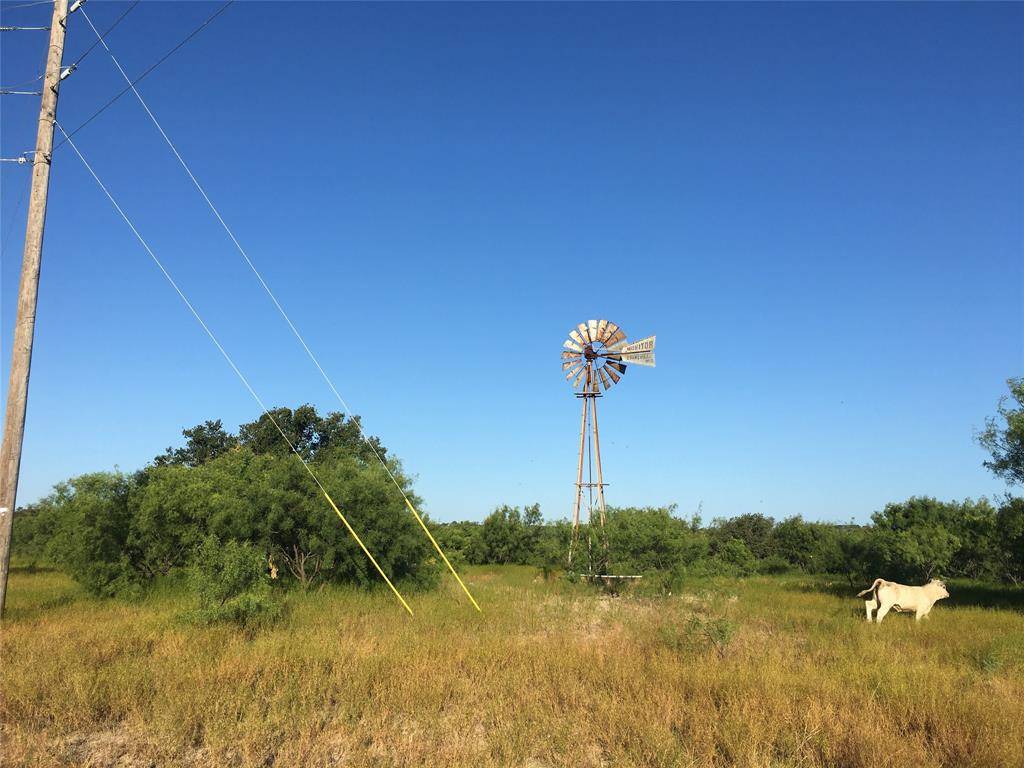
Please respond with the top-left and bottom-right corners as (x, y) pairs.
(875, 601), (894, 623)
(864, 600), (875, 622)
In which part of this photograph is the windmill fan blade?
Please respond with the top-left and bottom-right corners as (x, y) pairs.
(607, 360), (626, 375)
(570, 329), (585, 347)
(601, 321), (619, 343)
(566, 364), (584, 381)
(596, 319), (609, 343)
(572, 367), (587, 388)
(562, 349), (582, 358)
(606, 329), (627, 349)
(562, 359), (580, 370)
(605, 364), (622, 384)
(587, 320), (599, 342)
(564, 338), (583, 352)
(597, 366), (612, 390)
(578, 322), (591, 343)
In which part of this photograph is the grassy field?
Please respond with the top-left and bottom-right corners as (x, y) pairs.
(2, 565), (1023, 768)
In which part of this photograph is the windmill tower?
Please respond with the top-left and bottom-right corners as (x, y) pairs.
(561, 320), (656, 572)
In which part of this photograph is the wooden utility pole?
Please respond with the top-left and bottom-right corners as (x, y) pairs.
(0, 0), (69, 618)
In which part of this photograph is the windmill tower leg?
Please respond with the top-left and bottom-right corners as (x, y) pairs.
(568, 387), (589, 568)
(590, 395), (608, 569)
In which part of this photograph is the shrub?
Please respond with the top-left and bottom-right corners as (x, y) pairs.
(757, 555), (792, 575)
(42, 473), (140, 597)
(185, 536), (280, 627)
(604, 506), (708, 574)
(715, 538), (758, 576)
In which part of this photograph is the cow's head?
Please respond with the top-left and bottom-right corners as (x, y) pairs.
(929, 579), (949, 599)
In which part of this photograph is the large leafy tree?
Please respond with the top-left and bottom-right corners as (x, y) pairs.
(42, 473), (138, 596)
(709, 513), (775, 559)
(995, 497), (1024, 585)
(977, 377), (1024, 486)
(604, 506), (708, 574)
(238, 405), (386, 463)
(868, 497), (966, 580)
(23, 405), (433, 595)
(154, 419), (237, 467)
(770, 516), (841, 573)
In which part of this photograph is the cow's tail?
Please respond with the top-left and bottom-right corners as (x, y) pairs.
(857, 578), (883, 599)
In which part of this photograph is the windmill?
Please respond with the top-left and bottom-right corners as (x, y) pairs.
(561, 320), (656, 572)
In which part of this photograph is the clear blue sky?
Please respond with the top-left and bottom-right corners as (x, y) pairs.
(1, 1), (1021, 524)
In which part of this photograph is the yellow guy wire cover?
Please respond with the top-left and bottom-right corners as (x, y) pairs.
(404, 498), (482, 613)
(323, 491), (414, 616)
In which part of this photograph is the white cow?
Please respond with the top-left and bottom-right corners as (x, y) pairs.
(857, 578), (949, 623)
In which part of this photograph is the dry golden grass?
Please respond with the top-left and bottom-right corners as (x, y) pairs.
(2, 566), (1023, 767)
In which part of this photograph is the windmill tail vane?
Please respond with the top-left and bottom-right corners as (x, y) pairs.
(560, 320), (656, 574)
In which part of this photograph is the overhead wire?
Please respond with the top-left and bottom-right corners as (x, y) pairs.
(0, 73), (43, 90)
(0, 0), (53, 11)
(0, 2), (52, 94)
(67, 0), (139, 69)
(76, 4), (483, 612)
(54, 121), (414, 616)
(53, 0), (233, 151)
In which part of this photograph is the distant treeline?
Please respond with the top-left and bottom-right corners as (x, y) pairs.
(11, 377), (1024, 598)
(435, 498), (1024, 588)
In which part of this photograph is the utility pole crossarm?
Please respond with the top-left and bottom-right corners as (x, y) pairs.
(0, 0), (70, 619)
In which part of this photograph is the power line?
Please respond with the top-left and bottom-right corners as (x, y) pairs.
(0, 0), (53, 11)
(0, 73), (43, 90)
(53, 0), (233, 151)
(54, 121), (415, 617)
(0, 5), (52, 94)
(76, 3), (482, 612)
(67, 0), (139, 69)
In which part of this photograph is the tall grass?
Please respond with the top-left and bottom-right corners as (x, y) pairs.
(2, 566), (1022, 767)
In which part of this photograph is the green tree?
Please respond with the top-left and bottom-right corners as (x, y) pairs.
(833, 525), (873, 585)
(154, 419), (237, 467)
(868, 497), (963, 580)
(770, 516), (842, 573)
(709, 513), (775, 559)
(995, 497), (1024, 585)
(238, 405), (386, 463)
(604, 506), (708, 574)
(433, 521), (486, 566)
(262, 449), (436, 588)
(24, 406), (435, 595)
(480, 506), (527, 564)
(43, 473), (139, 596)
(9, 501), (59, 568)
(977, 377), (1024, 486)
(715, 538), (758, 576)
(187, 535), (280, 626)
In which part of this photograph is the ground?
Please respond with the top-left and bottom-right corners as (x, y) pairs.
(2, 566), (1023, 768)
